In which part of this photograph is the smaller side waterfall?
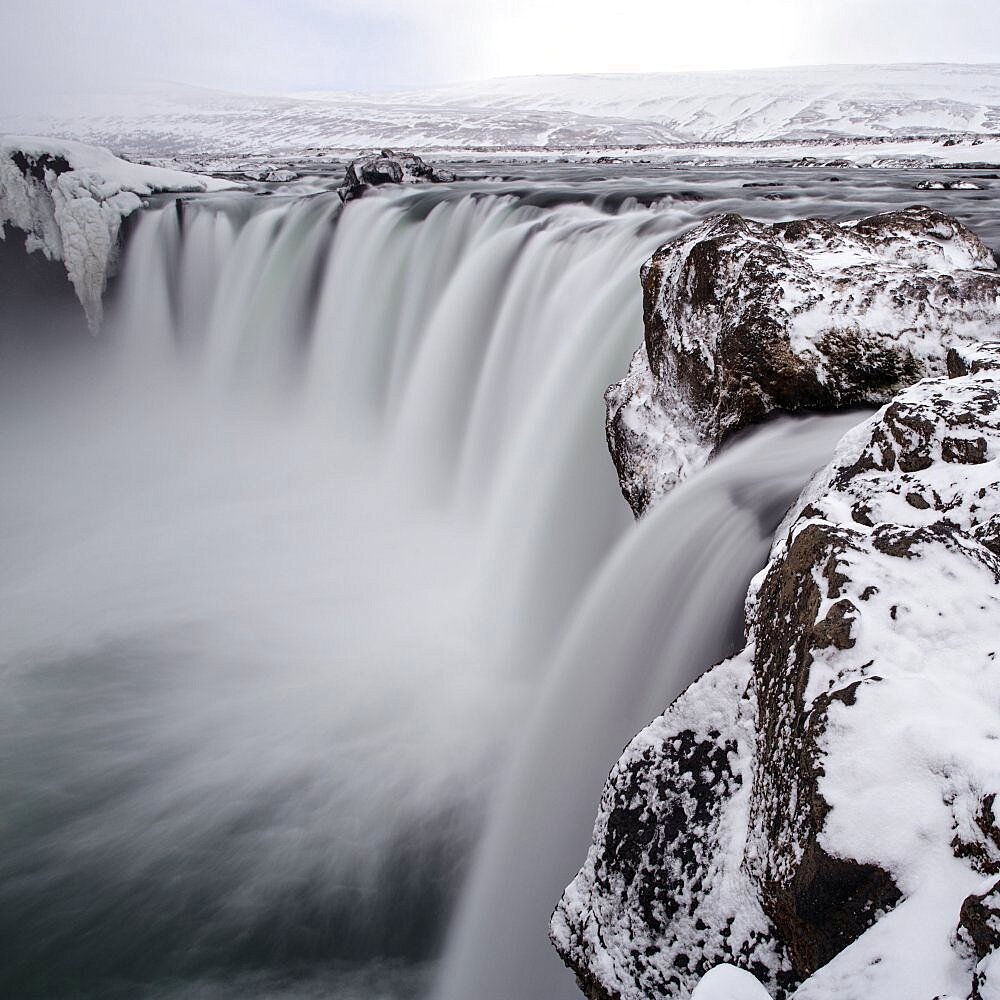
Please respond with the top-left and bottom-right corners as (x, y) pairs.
(436, 411), (871, 1000)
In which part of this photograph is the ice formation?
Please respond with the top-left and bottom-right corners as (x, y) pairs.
(0, 136), (234, 329)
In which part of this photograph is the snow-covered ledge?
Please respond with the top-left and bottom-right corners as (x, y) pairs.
(0, 136), (237, 329)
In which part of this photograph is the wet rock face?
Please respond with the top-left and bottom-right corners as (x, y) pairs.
(552, 346), (1000, 999)
(337, 149), (456, 202)
(608, 206), (1000, 517)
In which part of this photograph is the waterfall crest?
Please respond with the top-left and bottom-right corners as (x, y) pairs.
(107, 189), (693, 662)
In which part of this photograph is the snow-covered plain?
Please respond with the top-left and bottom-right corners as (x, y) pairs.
(2, 64), (998, 159)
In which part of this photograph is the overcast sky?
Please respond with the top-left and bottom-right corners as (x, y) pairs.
(2, 0), (999, 98)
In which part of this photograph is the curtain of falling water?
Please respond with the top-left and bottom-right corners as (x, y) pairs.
(0, 178), (875, 1000)
(0, 186), (696, 998)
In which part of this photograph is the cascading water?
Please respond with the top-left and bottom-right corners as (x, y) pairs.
(1, 183), (690, 999)
(434, 412), (870, 1000)
(4, 166), (990, 999)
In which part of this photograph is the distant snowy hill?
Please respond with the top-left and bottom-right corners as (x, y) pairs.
(0, 81), (682, 155)
(391, 64), (1000, 142)
(2, 64), (998, 155)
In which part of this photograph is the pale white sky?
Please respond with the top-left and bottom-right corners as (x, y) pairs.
(2, 0), (998, 98)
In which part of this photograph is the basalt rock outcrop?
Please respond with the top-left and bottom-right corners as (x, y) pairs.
(552, 344), (1000, 999)
(337, 149), (456, 202)
(608, 206), (1000, 517)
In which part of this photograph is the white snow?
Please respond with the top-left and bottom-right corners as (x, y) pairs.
(389, 64), (1000, 143)
(690, 965), (773, 1000)
(0, 135), (236, 328)
(4, 65), (1000, 157)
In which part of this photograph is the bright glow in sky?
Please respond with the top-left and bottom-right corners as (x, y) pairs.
(1, 0), (998, 98)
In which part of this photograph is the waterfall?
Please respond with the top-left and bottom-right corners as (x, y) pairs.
(107, 188), (696, 664)
(1, 180), (866, 999)
(434, 411), (870, 1000)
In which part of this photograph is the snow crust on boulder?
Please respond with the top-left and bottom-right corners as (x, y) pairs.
(608, 206), (1000, 517)
(690, 965), (773, 1000)
(337, 148), (456, 202)
(552, 345), (1000, 1000)
(0, 136), (235, 329)
(915, 178), (983, 191)
(242, 164), (298, 182)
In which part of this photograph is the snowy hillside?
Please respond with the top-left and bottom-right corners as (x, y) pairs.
(392, 63), (1000, 142)
(0, 81), (683, 155)
(2, 64), (998, 155)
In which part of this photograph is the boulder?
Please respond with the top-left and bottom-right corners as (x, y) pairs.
(337, 149), (456, 202)
(244, 165), (298, 182)
(915, 178), (983, 190)
(552, 345), (1000, 999)
(608, 206), (1000, 517)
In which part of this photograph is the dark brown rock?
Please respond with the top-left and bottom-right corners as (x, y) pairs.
(11, 150), (71, 181)
(958, 881), (1000, 1000)
(337, 149), (456, 202)
(608, 207), (1000, 517)
(746, 524), (900, 977)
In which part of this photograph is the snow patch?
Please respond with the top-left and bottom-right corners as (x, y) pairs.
(691, 965), (773, 1000)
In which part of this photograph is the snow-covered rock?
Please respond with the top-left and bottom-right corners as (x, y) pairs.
(242, 164), (298, 182)
(915, 178), (984, 190)
(552, 344), (1000, 1000)
(0, 135), (235, 329)
(608, 206), (1000, 517)
(336, 149), (456, 202)
(960, 879), (1000, 1000)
